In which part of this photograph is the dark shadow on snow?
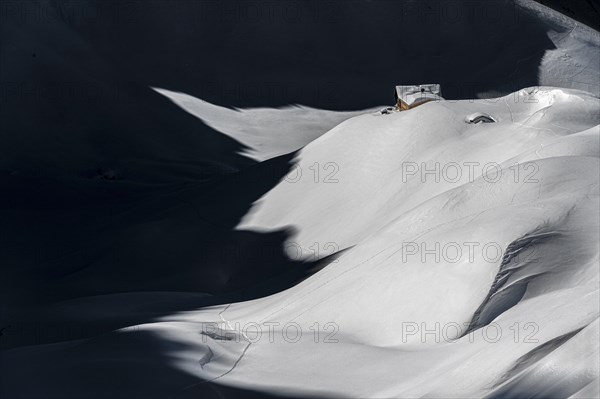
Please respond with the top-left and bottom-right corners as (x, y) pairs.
(462, 228), (560, 336)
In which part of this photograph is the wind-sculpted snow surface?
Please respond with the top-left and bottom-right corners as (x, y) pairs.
(153, 87), (376, 161)
(1, 87), (598, 398)
(517, 0), (600, 97)
(136, 87), (599, 398)
(239, 87), (600, 257)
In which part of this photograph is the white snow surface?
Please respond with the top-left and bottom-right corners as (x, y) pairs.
(152, 87), (376, 161)
(144, 86), (599, 398)
(152, 0), (600, 168)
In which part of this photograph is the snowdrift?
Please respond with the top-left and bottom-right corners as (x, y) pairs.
(152, 88), (373, 161)
(144, 87), (599, 398)
(3, 87), (596, 398)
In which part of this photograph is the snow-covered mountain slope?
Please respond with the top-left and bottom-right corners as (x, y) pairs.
(3, 87), (596, 399)
(517, 0), (600, 97)
(152, 0), (599, 165)
(239, 88), (599, 258)
(152, 88), (375, 161)
(150, 87), (600, 398)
